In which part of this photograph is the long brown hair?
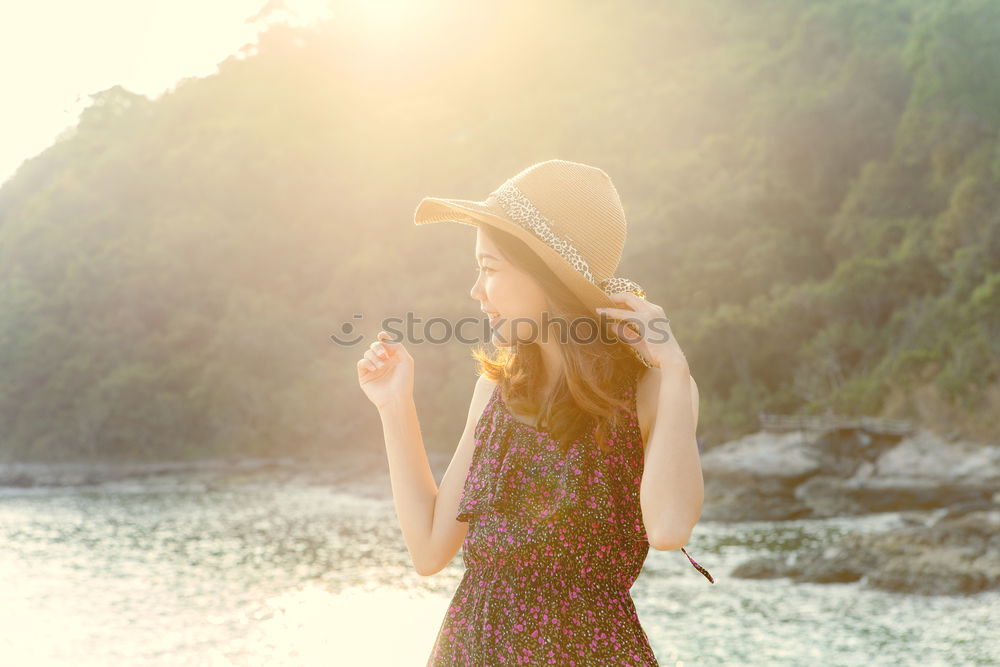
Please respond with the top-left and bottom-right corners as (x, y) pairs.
(471, 224), (646, 455)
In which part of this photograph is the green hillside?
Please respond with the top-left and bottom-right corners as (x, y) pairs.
(1, 0), (996, 462)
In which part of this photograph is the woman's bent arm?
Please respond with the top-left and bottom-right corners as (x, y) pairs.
(378, 374), (496, 575)
(378, 392), (438, 575)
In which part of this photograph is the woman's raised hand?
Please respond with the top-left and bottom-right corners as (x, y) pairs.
(357, 330), (415, 411)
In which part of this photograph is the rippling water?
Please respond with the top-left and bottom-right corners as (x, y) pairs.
(0, 466), (996, 666)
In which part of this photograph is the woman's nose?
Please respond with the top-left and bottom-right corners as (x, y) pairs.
(469, 276), (482, 300)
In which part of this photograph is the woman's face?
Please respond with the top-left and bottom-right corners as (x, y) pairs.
(469, 227), (548, 346)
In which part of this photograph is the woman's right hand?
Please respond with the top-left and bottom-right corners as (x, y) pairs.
(357, 330), (414, 411)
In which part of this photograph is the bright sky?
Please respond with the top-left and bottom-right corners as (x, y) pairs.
(0, 0), (336, 188)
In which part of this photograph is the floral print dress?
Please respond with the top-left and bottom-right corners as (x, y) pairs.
(426, 378), (713, 666)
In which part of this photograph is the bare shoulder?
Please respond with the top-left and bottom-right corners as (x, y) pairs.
(465, 374), (498, 428)
(635, 366), (699, 452)
(475, 373), (498, 393)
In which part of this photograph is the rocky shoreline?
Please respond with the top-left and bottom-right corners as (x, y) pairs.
(0, 458), (305, 488)
(702, 426), (1000, 594)
(732, 506), (999, 595)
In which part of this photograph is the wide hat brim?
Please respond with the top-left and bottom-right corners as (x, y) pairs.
(414, 194), (628, 314)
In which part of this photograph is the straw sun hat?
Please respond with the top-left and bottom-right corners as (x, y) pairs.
(413, 159), (655, 368)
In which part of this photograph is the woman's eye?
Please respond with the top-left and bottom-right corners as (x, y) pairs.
(475, 266), (493, 274)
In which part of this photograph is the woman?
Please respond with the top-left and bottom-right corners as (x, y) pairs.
(358, 160), (713, 666)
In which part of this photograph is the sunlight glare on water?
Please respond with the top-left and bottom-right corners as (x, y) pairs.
(202, 585), (446, 666)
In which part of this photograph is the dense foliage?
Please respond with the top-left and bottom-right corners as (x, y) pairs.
(1, 0), (996, 461)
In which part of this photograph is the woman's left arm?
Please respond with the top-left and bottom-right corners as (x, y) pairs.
(639, 363), (704, 550)
(595, 291), (704, 551)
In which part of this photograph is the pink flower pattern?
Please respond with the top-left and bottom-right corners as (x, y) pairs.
(426, 378), (712, 665)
